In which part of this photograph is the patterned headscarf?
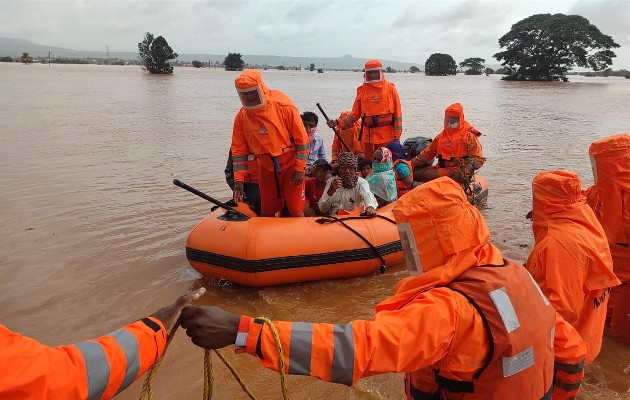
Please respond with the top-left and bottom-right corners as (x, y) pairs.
(377, 147), (393, 163)
(338, 152), (359, 188)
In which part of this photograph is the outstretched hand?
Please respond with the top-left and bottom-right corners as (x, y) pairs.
(150, 288), (206, 333)
(180, 306), (241, 349)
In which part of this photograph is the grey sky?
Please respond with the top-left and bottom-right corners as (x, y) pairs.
(1, 0), (628, 68)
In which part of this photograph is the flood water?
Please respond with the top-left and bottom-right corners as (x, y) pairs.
(1, 63), (629, 399)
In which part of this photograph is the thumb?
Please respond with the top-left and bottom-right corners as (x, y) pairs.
(174, 287), (206, 312)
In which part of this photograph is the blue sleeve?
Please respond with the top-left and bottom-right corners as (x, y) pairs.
(395, 163), (410, 178)
(318, 137), (327, 161)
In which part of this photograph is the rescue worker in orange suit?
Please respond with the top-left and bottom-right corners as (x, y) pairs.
(584, 133), (630, 344)
(179, 178), (587, 400)
(231, 69), (310, 217)
(327, 59), (402, 162)
(526, 170), (620, 367)
(331, 110), (365, 171)
(411, 103), (484, 183)
(0, 288), (206, 400)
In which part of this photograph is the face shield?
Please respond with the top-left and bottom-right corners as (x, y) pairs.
(364, 68), (382, 83)
(237, 86), (264, 110)
(445, 115), (459, 129)
(396, 222), (424, 275)
(590, 154), (598, 184)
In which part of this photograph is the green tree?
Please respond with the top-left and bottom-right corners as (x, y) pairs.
(460, 57), (485, 75)
(192, 60), (202, 68)
(224, 53), (244, 71)
(385, 66), (397, 73)
(424, 53), (457, 76)
(0, 56), (13, 62)
(494, 13), (620, 81)
(20, 52), (33, 64)
(484, 67), (495, 75)
(409, 65), (420, 73)
(309, 62), (315, 71)
(137, 32), (178, 74)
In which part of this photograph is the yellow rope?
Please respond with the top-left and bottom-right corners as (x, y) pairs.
(139, 317), (288, 400)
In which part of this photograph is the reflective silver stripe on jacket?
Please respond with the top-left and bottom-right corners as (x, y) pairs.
(502, 346), (534, 377)
(488, 287), (520, 333)
(331, 324), (354, 385)
(295, 143), (310, 151)
(394, 126), (403, 131)
(233, 164), (248, 171)
(393, 117), (402, 123)
(296, 153), (309, 161)
(75, 328), (141, 399)
(232, 155), (249, 162)
(554, 359), (584, 374)
(288, 322), (313, 375)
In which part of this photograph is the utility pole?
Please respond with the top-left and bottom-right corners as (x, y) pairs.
(48, 51), (50, 67)
(106, 45), (110, 65)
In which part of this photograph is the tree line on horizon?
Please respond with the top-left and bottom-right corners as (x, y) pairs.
(7, 13), (626, 81)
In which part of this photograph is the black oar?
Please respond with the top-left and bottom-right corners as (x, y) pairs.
(316, 103), (351, 152)
(173, 179), (249, 220)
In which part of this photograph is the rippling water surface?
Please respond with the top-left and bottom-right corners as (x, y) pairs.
(1, 63), (629, 399)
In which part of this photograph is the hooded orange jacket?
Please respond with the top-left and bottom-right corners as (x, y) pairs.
(337, 60), (403, 144)
(585, 133), (630, 282)
(527, 170), (619, 366)
(331, 111), (364, 162)
(0, 317), (166, 400)
(231, 70), (310, 181)
(234, 178), (586, 399)
(416, 103), (484, 170)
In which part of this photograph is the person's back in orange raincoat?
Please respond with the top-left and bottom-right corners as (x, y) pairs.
(231, 69), (310, 217)
(527, 170), (620, 365)
(331, 110), (364, 167)
(219, 178), (586, 399)
(412, 103), (484, 184)
(585, 133), (630, 343)
(333, 60), (402, 161)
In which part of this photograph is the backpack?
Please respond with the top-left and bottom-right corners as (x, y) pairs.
(402, 136), (433, 160)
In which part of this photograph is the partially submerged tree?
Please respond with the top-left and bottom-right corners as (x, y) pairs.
(409, 65), (420, 73)
(425, 53), (457, 76)
(138, 32), (178, 74)
(309, 62), (315, 71)
(224, 53), (244, 71)
(192, 60), (202, 68)
(460, 58), (485, 75)
(494, 13), (619, 81)
(21, 52), (33, 64)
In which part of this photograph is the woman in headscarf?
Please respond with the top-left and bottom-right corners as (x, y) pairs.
(366, 147), (397, 206)
(386, 141), (421, 198)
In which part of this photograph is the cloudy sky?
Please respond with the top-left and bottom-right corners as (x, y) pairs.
(1, 0), (629, 68)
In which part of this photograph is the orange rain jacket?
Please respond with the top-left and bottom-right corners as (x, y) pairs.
(231, 70), (310, 180)
(415, 103), (484, 172)
(234, 177), (586, 399)
(0, 317), (166, 400)
(331, 111), (364, 163)
(585, 133), (630, 343)
(337, 60), (403, 144)
(527, 170), (619, 366)
(393, 159), (413, 197)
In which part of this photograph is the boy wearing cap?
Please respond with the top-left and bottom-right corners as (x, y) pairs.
(304, 158), (331, 217)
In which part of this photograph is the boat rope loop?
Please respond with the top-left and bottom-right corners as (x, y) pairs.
(139, 317), (288, 400)
(315, 215), (395, 273)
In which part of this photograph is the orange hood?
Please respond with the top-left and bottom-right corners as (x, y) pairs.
(588, 133), (630, 244)
(377, 177), (503, 311)
(234, 69), (271, 113)
(531, 170), (618, 290)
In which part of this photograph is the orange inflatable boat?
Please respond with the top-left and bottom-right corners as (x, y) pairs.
(184, 201), (404, 287)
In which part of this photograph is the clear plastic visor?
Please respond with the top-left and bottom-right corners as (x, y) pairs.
(237, 86), (264, 109)
(444, 115), (459, 128)
(364, 68), (382, 83)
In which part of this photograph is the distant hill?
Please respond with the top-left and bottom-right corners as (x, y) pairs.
(0, 37), (422, 70)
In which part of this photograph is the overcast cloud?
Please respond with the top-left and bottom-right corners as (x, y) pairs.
(1, 0), (628, 68)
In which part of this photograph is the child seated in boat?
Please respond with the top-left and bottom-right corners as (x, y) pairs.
(366, 147), (397, 207)
(304, 159), (331, 217)
(318, 152), (378, 217)
(360, 160), (372, 178)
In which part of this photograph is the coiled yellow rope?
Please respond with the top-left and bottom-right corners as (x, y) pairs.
(139, 317), (288, 400)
